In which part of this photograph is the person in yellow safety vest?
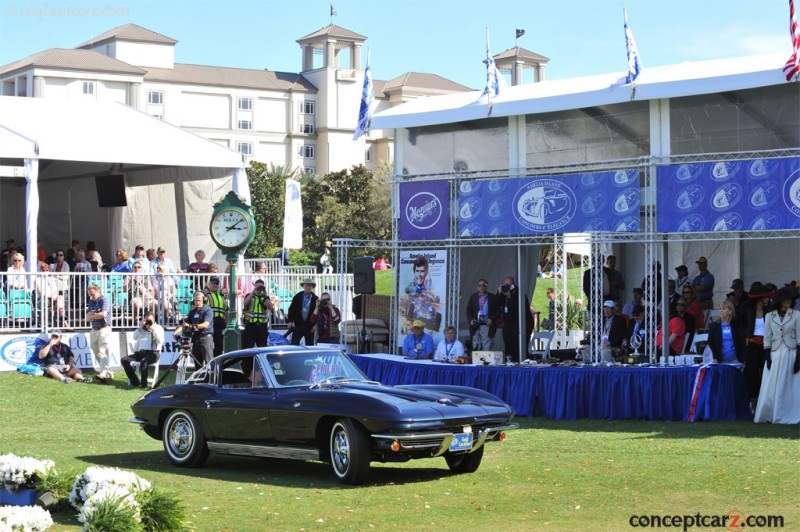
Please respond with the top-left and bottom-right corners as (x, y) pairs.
(204, 276), (228, 357)
(243, 279), (273, 348)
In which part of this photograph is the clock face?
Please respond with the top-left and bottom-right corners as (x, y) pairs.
(211, 208), (250, 248)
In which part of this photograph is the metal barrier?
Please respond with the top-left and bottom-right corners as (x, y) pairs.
(0, 271), (353, 334)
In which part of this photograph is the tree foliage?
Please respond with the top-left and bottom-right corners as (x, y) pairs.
(246, 161), (392, 266)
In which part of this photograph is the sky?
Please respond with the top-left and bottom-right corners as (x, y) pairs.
(0, 0), (793, 89)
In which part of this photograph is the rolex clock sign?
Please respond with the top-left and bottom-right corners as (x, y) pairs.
(210, 191), (256, 261)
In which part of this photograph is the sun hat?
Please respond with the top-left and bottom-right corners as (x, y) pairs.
(412, 320), (425, 328)
(302, 277), (316, 286)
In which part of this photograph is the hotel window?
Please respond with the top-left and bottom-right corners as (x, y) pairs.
(300, 145), (315, 158)
(151, 114), (163, 120)
(365, 147), (372, 163)
(238, 120), (252, 130)
(148, 91), (164, 104)
(300, 101), (315, 114)
(237, 142), (252, 155)
(303, 166), (316, 175)
(82, 81), (94, 95)
(301, 123), (314, 134)
(238, 97), (252, 110)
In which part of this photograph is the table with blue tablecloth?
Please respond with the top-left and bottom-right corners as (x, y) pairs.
(349, 354), (751, 421)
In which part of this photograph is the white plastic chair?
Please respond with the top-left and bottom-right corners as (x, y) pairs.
(130, 354), (160, 388)
(529, 331), (554, 361)
(690, 333), (709, 355)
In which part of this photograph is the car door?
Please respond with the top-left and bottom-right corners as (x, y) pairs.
(202, 355), (276, 443)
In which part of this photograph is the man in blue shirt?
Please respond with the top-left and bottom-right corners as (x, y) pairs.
(177, 292), (214, 368)
(402, 320), (435, 359)
(87, 282), (113, 382)
(692, 256), (715, 310)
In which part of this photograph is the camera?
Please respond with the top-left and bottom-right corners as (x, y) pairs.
(319, 298), (329, 307)
(254, 285), (266, 295)
(500, 284), (510, 293)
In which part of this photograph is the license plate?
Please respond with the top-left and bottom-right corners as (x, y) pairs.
(449, 432), (473, 451)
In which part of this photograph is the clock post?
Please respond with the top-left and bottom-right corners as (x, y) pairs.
(209, 191), (257, 353)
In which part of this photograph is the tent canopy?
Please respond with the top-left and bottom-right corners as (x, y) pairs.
(371, 53), (788, 129)
(0, 96), (245, 269)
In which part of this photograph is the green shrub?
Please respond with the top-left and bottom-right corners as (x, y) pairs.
(83, 495), (143, 532)
(34, 467), (78, 513)
(137, 485), (189, 532)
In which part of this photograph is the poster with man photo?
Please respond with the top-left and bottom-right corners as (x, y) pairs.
(398, 250), (447, 342)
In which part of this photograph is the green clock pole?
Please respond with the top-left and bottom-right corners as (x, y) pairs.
(210, 190), (257, 355)
(224, 255), (241, 353)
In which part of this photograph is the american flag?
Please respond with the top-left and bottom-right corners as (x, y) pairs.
(624, 8), (643, 84)
(353, 49), (374, 140)
(784, 0), (800, 81)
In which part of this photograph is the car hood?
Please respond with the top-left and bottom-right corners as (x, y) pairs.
(330, 382), (512, 421)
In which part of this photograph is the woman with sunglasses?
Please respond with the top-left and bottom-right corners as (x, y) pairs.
(681, 285), (705, 330)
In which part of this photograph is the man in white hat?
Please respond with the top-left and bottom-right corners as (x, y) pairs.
(287, 277), (319, 346)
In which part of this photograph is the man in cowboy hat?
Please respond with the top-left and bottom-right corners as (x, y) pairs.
(287, 277), (319, 346)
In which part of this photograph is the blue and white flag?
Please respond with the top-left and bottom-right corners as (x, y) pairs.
(353, 48), (374, 140)
(283, 179), (303, 250)
(477, 27), (506, 110)
(624, 8), (643, 84)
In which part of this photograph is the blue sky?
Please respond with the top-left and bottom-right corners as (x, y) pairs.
(0, 0), (791, 89)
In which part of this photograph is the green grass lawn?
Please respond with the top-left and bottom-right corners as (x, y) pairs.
(1, 371), (797, 531)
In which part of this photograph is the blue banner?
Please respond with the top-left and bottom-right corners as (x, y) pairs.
(399, 180), (449, 240)
(457, 171), (640, 237)
(657, 158), (800, 232)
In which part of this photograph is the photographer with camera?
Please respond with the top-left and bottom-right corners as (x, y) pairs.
(497, 275), (534, 363)
(242, 279), (273, 348)
(174, 292), (214, 368)
(311, 292), (341, 344)
(121, 310), (165, 388)
(466, 278), (499, 351)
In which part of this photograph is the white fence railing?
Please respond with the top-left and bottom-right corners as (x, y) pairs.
(0, 271), (352, 333)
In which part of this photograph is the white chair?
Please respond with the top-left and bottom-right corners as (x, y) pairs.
(529, 331), (554, 361)
(690, 333), (709, 355)
(130, 354), (161, 388)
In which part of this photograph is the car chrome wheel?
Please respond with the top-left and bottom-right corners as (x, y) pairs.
(163, 410), (209, 468)
(329, 419), (370, 485)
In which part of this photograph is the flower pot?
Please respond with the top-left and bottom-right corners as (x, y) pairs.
(0, 487), (38, 506)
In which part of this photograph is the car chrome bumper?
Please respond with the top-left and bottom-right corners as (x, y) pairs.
(128, 416), (148, 425)
(371, 423), (518, 456)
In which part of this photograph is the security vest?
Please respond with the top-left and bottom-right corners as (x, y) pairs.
(206, 291), (227, 320)
(245, 294), (270, 324)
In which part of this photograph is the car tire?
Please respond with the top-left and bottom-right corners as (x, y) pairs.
(444, 445), (484, 474)
(163, 410), (209, 468)
(329, 419), (370, 485)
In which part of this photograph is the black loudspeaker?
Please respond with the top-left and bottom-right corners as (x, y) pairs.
(95, 175), (127, 207)
(353, 256), (376, 294)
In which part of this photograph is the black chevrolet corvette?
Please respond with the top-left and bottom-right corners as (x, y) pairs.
(129, 346), (517, 484)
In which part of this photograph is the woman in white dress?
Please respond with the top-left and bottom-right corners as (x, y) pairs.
(754, 287), (800, 424)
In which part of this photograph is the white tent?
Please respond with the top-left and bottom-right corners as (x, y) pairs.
(0, 96), (247, 270)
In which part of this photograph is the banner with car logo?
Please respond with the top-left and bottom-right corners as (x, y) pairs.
(457, 172), (640, 237)
(657, 157), (800, 233)
(399, 180), (449, 240)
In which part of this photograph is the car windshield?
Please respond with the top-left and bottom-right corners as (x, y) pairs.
(264, 350), (367, 387)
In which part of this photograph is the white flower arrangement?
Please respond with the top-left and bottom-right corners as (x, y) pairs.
(0, 504), (54, 531)
(0, 454), (56, 492)
(68, 466), (151, 527)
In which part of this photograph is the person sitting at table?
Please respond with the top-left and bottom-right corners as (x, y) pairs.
(655, 311), (686, 364)
(601, 300), (627, 362)
(624, 305), (648, 356)
(434, 326), (466, 363)
(402, 319), (434, 360)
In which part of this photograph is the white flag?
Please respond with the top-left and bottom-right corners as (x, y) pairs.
(476, 27), (507, 109)
(283, 179), (303, 250)
(624, 8), (643, 84)
(353, 49), (374, 140)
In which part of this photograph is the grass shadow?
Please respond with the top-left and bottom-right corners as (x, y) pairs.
(75, 451), (457, 488)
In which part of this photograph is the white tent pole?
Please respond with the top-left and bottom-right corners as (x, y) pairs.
(24, 156), (39, 277)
